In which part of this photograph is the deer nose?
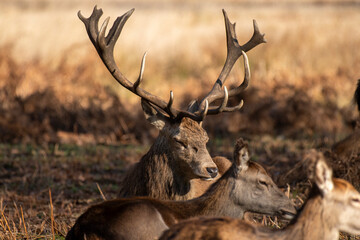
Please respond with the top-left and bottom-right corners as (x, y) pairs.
(206, 167), (218, 178)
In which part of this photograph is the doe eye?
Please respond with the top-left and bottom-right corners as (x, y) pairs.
(351, 198), (360, 204)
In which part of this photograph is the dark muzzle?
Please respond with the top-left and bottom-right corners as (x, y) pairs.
(206, 167), (218, 178)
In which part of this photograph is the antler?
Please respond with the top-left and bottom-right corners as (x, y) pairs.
(197, 9), (266, 113)
(78, 7), (265, 122)
(78, 6), (211, 121)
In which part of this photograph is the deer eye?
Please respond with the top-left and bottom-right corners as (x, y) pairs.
(259, 180), (268, 187)
(174, 139), (187, 148)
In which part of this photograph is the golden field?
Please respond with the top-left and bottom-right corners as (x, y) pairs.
(1, 0), (360, 239)
(2, 0), (360, 104)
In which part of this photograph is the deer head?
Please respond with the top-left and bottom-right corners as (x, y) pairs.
(78, 6), (266, 196)
(152, 116), (217, 180)
(314, 157), (360, 236)
(216, 138), (296, 219)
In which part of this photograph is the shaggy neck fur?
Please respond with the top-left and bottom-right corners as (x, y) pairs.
(119, 132), (195, 201)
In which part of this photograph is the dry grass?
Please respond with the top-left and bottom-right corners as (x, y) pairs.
(1, 140), (359, 239)
(0, 144), (146, 239)
(0, 140), (301, 239)
(1, 0), (360, 239)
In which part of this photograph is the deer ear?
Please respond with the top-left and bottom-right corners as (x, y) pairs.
(141, 99), (168, 130)
(315, 158), (334, 196)
(233, 138), (250, 171)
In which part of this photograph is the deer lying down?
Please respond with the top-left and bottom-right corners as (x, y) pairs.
(66, 139), (296, 240)
(159, 151), (360, 240)
(78, 6), (266, 201)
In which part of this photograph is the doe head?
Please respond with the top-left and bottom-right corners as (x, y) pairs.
(314, 156), (360, 235)
(231, 138), (297, 219)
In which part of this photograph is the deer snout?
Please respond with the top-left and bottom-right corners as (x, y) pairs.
(193, 160), (218, 180)
(206, 167), (218, 178)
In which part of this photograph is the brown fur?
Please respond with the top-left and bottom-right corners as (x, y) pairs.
(160, 157), (360, 240)
(191, 156), (232, 197)
(66, 139), (295, 240)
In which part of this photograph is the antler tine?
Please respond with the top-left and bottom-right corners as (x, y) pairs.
(133, 52), (147, 92)
(201, 100), (209, 120)
(218, 86), (229, 112)
(78, 6), (103, 51)
(208, 86), (229, 115)
(206, 51), (248, 115)
(242, 20), (267, 52)
(98, 17), (110, 49)
(166, 91), (175, 118)
(197, 10), (265, 113)
(227, 50), (250, 97)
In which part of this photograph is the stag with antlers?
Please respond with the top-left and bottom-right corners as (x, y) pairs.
(78, 6), (266, 200)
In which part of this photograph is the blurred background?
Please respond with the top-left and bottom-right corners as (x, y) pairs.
(1, 0), (360, 145)
(1, 0), (360, 238)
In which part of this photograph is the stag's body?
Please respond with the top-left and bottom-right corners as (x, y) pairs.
(66, 139), (296, 240)
(78, 6), (266, 201)
(160, 153), (360, 240)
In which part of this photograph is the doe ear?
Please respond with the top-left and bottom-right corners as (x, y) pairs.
(141, 99), (168, 130)
(233, 138), (250, 171)
(315, 158), (334, 196)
